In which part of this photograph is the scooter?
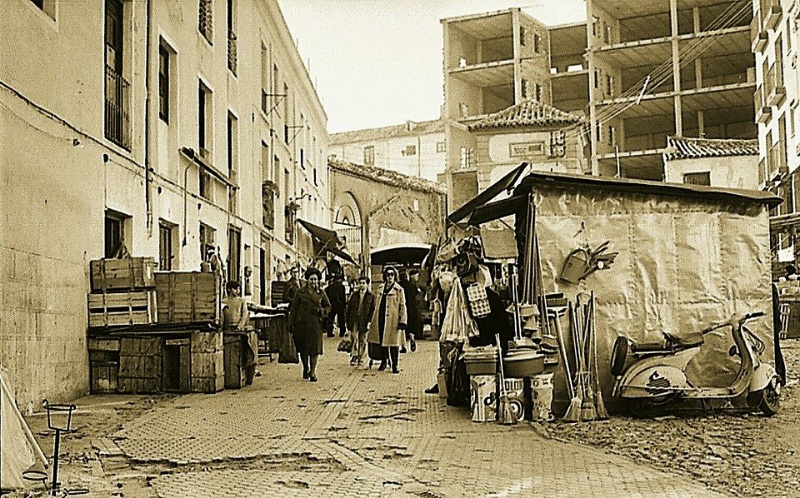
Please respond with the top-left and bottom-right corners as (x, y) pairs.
(610, 311), (781, 417)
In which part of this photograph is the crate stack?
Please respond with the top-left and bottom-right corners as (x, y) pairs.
(88, 257), (156, 328)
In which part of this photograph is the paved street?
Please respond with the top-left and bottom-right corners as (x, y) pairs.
(37, 336), (723, 498)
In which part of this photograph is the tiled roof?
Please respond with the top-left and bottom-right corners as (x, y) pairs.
(664, 136), (759, 160)
(328, 158), (446, 195)
(329, 119), (444, 145)
(469, 100), (583, 131)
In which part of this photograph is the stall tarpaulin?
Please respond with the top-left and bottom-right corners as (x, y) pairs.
(469, 171), (781, 412)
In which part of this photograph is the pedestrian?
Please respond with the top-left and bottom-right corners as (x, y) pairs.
(325, 274), (347, 337)
(283, 265), (301, 305)
(288, 267), (331, 382)
(398, 269), (420, 352)
(222, 280), (258, 384)
(345, 275), (376, 367)
(368, 266), (407, 374)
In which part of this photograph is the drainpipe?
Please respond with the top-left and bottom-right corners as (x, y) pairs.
(144, 0), (154, 236)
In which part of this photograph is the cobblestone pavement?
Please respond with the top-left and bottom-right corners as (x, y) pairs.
(96, 336), (726, 497)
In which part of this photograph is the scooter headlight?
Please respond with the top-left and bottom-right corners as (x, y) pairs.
(610, 336), (629, 377)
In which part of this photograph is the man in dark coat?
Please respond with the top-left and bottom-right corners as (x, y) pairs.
(325, 275), (347, 337)
(283, 266), (301, 306)
(398, 269), (420, 352)
(345, 275), (376, 366)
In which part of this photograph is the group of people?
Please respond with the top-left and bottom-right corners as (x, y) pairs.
(286, 264), (423, 381)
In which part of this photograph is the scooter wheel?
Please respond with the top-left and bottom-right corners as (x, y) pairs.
(749, 379), (780, 416)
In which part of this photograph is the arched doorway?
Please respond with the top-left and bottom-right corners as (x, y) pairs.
(334, 193), (363, 267)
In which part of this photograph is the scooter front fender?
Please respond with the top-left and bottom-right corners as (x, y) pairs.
(750, 363), (778, 393)
(618, 363), (689, 399)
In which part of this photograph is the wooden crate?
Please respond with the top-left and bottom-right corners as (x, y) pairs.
(118, 336), (162, 393)
(155, 271), (220, 324)
(88, 291), (155, 328)
(191, 330), (224, 393)
(88, 338), (121, 352)
(90, 257), (156, 292)
(270, 281), (287, 307)
(90, 361), (119, 393)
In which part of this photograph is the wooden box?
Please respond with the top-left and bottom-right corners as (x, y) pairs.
(155, 272), (220, 324)
(191, 330), (224, 393)
(270, 281), (286, 307)
(88, 291), (156, 328)
(90, 257), (156, 292)
(118, 336), (162, 393)
(90, 361), (119, 393)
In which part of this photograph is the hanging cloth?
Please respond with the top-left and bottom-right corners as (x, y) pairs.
(440, 277), (480, 344)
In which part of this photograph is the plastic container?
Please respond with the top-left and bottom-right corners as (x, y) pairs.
(465, 359), (497, 375)
(503, 352), (545, 378)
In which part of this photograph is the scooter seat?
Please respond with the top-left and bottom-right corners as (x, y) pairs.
(630, 333), (704, 354)
(630, 341), (670, 353)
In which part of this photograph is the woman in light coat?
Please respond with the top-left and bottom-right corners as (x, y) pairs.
(367, 266), (407, 373)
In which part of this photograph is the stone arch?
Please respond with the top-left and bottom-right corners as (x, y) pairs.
(333, 190), (365, 266)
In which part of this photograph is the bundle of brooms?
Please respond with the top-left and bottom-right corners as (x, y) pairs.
(563, 292), (608, 422)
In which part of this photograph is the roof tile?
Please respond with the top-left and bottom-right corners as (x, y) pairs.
(664, 136), (758, 160)
(469, 100), (583, 131)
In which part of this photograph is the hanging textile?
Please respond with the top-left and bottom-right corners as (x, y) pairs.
(440, 277), (480, 343)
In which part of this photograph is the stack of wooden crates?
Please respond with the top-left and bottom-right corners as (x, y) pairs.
(87, 257), (225, 395)
(87, 257), (156, 393)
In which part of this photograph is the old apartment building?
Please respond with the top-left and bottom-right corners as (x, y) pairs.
(329, 119), (446, 183)
(1, 0), (328, 407)
(587, 0), (756, 180)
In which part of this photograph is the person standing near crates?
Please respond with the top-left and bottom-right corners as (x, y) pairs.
(222, 280), (258, 385)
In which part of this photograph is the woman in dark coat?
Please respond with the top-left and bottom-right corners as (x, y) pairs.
(289, 267), (331, 382)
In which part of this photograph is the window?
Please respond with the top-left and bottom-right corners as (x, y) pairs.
(460, 147), (474, 169)
(283, 83), (290, 144)
(228, 226), (241, 284)
(227, 112), (237, 177)
(159, 221), (176, 270)
(198, 80), (212, 157)
(519, 26), (526, 46)
(105, 0), (130, 149)
(227, 0), (237, 74)
(608, 125), (615, 146)
(261, 141), (270, 181)
(403, 145), (417, 156)
(105, 210), (129, 258)
(300, 148), (305, 168)
(594, 70), (600, 89)
(30, 0), (56, 20)
(199, 0), (213, 44)
(159, 43), (170, 123)
(683, 172), (711, 185)
(199, 223), (216, 261)
(535, 83), (542, 102)
(436, 141), (446, 153)
(274, 156), (280, 187)
(533, 33), (541, 53)
(606, 75), (614, 97)
(260, 44), (269, 114)
(199, 170), (213, 200)
(364, 146), (375, 165)
(521, 78), (529, 99)
(313, 166), (317, 186)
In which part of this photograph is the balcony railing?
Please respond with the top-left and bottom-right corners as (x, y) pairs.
(262, 181), (276, 229)
(104, 65), (130, 150)
(764, 0), (782, 30)
(766, 63), (786, 106)
(751, 16), (768, 52)
(227, 30), (237, 75)
(199, 0), (213, 43)
(768, 141), (788, 180)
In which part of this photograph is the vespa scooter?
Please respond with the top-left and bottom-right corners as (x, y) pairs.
(610, 311), (781, 417)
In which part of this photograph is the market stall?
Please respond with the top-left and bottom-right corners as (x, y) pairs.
(459, 170), (780, 415)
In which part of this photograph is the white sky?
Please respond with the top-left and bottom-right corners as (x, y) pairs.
(277, 0), (587, 134)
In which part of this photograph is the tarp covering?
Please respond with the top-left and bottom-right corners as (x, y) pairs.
(510, 174), (777, 410)
(297, 218), (356, 264)
(448, 162), (528, 224)
(1, 368), (37, 490)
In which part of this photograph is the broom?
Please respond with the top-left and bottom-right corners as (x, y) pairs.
(591, 293), (609, 419)
(580, 296), (597, 421)
(563, 303), (583, 423)
(495, 333), (517, 425)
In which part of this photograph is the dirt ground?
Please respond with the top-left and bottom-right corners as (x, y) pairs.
(541, 339), (800, 498)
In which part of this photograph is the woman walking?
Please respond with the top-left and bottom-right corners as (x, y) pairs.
(289, 268), (331, 382)
(368, 266), (407, 374)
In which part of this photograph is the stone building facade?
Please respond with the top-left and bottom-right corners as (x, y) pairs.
(1, 0), (327, 408)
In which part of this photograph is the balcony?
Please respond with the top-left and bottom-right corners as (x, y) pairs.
(757, 105), (773, 124)
(262, 181), (277, 229)
(104, 65), (130, 150)
(766, 63), (786, 107)
(227, 30), (237, 75)
(751, 16), (768, 52)
(768, 141), (788, 181)
(763, 0), (782, 31)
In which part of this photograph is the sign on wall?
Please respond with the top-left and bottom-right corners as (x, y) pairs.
(509, 142), (545, 158)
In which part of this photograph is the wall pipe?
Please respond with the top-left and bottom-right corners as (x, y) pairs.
(144, 0), (153, 236)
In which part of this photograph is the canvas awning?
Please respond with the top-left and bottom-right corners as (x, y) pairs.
(468, 194), (527, 225)
(370, 243), (432, 266)
(447, 162), (528, 224)
(297, 219), (356, 264)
